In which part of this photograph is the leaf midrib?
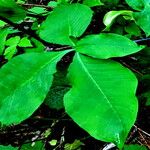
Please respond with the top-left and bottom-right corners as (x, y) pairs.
(76, 53), (123, 128)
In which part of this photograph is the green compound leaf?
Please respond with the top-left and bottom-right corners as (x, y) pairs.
(64, 53), (138, 149)
(0, 0), (26, 22)
(39, 4), (93, 46)
(123, 144), (148, 150)
(103, 10), (133, 31)
(0, 51), (68, 125)
(134, 5), (150, 36)
(75, 33), (144, 59)
(0, 28), (9, 55)
(83, 0), (103, 7)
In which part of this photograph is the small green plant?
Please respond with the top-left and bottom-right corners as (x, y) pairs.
(0, 0), (150, 149)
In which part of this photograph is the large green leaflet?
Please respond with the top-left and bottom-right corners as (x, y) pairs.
(39, 4), (93, 46)
(75, 33), (144, 59)
(0, 0), (26, 22)
(125, 0), (144, 11)
(134, 5), (150, 36)
(64, 53), (138, 148)
(0, 51), (68, 125)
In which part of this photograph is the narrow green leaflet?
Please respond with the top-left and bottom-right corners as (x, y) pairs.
(39, 4), (93, 46)
(83, 0), (103, 7)
(0, 28), (8, 55)
(103, 10), (133, 31)
(75, 33), (144, 59)
(133, 5), (150, 36)
(0, 145), (17, 150)
(0, 51), (68, 125)
(64, 53), (138, 149)
(0, 0), (26, 22)
(123, 144), (148, 150)
(125, 0), (144, 11)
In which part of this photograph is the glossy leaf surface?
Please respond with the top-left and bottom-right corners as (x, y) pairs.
(64, 53), (138, 148)
(75, 33), (144, 59)
(134, 5), (150, 36)
(0, 51), (68, 125)
(39, 4), (93, 46)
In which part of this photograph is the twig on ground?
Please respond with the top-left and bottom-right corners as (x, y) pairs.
(134, 125), (150, 137)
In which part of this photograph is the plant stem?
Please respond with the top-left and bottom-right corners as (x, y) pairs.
(20, 3), (53, 10)
(134, 38), (150, 43)
(0, 16), (51, 47)
(120, 61), (143, 76)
